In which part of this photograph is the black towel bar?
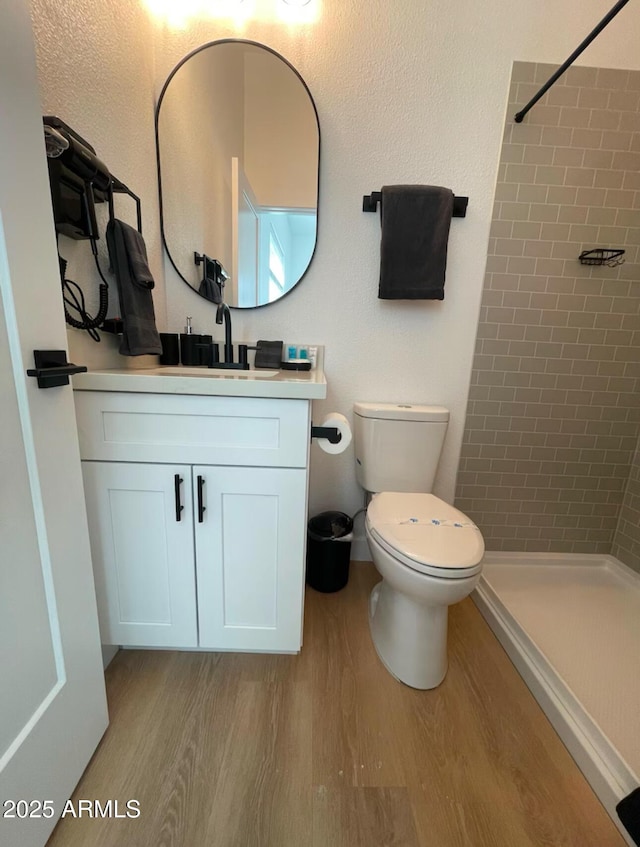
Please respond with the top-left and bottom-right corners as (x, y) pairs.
(362, 191), (468, 217)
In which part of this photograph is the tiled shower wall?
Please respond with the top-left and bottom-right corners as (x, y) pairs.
(455, 62), (640, 564)
(612, 441), (640, 567)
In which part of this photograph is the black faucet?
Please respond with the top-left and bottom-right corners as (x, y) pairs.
(216, 302), (233, 363)
(208, 302), (248, 369)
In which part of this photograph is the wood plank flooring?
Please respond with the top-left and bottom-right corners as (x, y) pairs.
(46, 561), (625, 846)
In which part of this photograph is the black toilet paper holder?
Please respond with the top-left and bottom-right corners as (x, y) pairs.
(311, 424), (342, 444)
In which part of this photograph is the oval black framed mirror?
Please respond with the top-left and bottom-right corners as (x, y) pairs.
(156, 40), (320, 309)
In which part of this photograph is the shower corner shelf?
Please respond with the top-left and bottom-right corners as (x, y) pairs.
(579, 248), (625, 267)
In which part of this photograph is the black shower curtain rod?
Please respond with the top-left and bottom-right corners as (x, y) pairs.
(514, 0), (631, 123)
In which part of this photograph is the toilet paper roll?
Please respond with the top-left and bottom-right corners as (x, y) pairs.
(315, 412), (352, 455)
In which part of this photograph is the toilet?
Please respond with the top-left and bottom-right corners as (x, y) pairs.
(354, 402), (485, 689)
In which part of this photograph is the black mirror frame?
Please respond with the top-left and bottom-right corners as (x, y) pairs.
(154, 39), (321, 310)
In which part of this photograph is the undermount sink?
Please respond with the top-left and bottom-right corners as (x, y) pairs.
(158, 366), (279, 378)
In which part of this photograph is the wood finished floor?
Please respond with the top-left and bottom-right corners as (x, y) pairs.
(47, 561), (625, 847)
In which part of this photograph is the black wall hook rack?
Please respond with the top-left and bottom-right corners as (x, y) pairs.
(43, 116), (143, 235)
(107, 178), (142, 234)
(362, 191), (468, 217)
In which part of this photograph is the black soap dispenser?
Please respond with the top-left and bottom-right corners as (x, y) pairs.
(180, 317), (200, 366)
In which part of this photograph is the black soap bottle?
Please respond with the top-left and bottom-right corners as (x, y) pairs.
(180, 317), (200, 366)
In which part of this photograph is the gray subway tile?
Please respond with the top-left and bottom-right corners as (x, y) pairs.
(529, 203), (560, 222)
(553, 147), (584, 167)
(558, 205), (589, 224)
(507, 256), (538, 274)
(495, 182), (519, 201)
(571, 128), (604, 149)
(505, 163), (537, 183)
(605, 189), (635, 208)
(591, 168), (625, 190)
(565, 167), (596, 187)
(535, 165), (567, 186)
(500, 201), (532, 221)
(564, 66), (597, 87)
(586, 206), (618, 225)
(577, 87), (609, 109)
(589, 109), (621, 131)
(512, 220), (543, 239)
(608, 89), (640, 110)
(501, 143), (525, 163)
(596, 68), (629, 89)
(541, 126), (574, 147)
(601, 130), (633, 151)
(494, 238), (526, 256)
(613, 150), (640, 170)
(523, 146), (555, 165)
(512, 62), (536, 83)
(575, 186), (607, 206)
(620, 112), (640, 132)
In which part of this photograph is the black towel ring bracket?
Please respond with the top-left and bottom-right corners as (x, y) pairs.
(362, 191), (468, 217)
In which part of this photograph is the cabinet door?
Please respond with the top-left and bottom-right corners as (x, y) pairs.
(82, 462), (197, 648)
(195, 466), (307, 652)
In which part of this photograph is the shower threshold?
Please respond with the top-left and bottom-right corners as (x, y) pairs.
(474, 552), (640, 847)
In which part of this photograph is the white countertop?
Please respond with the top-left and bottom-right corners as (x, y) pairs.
(72, 365), (327, 400)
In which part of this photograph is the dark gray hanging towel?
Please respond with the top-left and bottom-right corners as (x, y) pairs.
(106, 219), (162, 356)
(378, 185), (454, 300)
(198, 255), (222, 304)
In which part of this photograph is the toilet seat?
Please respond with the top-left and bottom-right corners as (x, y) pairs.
(366, 492), (484, 579)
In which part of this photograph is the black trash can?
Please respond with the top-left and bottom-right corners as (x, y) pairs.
(306, 511), (354, 593)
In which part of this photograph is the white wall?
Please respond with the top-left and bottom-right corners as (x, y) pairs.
(26, 0), (640, 552)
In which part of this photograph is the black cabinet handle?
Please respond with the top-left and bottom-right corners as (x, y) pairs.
(197, 475), (206, 523)
(174, 474), (184, 522)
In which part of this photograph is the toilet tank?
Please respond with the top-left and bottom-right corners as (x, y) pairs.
(353, 402), (449, 494)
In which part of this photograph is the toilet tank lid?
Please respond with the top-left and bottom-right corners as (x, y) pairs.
(354, 402), (449, 422)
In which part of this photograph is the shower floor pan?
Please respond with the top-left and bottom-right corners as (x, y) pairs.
(474, 553), (640, 846)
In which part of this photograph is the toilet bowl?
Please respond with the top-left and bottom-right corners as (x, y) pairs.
(365, 492), (484, 689)
(353, 402), (485, 689)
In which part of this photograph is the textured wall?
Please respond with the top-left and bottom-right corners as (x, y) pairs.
(24, 0), (640, 557)
(455, 62), (640, 556)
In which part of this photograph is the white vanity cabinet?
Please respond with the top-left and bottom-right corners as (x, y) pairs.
(74, 390), (312, 653)
(193, 464), (307, 650)
(81, 461), (198, 648)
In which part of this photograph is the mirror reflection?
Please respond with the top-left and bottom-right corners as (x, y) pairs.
(156, 40), (320, 309)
